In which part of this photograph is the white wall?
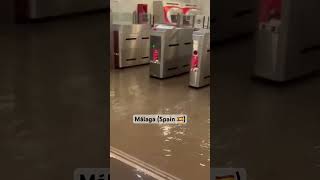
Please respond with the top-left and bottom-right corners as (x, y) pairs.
(199, 0), (210, 16)
(111, 0), (153, 13)
(111, 0), (209, 15)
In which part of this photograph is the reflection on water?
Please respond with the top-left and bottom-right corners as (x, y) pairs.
(110, 66), (210, 180)
(161, 125), (172, 137)
(160, 124), (190, 159)
(135, 169), (151, 179)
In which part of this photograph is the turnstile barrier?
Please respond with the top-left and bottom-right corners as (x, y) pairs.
(113, 24), (151, 68)
(189, 29), (210, 88)
(150, 25), (193, 79)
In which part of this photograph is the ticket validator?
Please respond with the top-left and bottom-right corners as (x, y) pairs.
(189, 29), (210, 88)
(149, 24), (193, 79)
(189, 15), (210, 88)
(254, 0), (320, 81)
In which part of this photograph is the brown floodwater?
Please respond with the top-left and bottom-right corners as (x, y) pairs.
(110, 65), (210, 180)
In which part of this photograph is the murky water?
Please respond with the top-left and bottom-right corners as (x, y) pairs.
(110, 65), (210, 180)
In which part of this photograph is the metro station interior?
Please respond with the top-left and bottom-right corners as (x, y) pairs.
(1, 0), (320, 180)
(110, 1), (210, 179)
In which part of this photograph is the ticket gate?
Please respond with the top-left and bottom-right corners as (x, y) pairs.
(149, 25), (193, 79)
(113, 24), (151, 68)
(254, 0), (320, 82)
(153, 0), (200, 26)
(189, 29), (210, 88)
(153, 0), (183, 25)
(181, 4), (200, 16)
(194, 15), (210, 30)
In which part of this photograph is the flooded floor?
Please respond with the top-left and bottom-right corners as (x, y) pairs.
(110, 65), (210, 180)
(111, 157), (155, 180)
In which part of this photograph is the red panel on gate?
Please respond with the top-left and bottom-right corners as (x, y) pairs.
(137, 4), (148, 14)
(259, 0), (282, 23)
(191, 52), (199, 69)
(163, 6), (181, 24)
(137, 4), (148, 24)
(153, 49), (159, 62)
(181, 7), (197, 15)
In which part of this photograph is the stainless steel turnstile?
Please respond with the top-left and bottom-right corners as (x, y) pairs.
(113, 24), (151, 68)
(254, 19), (283, 81)
(150, 25), (193, 79)
(254, 0), (320, 82)
(189, 29), (210, 88)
